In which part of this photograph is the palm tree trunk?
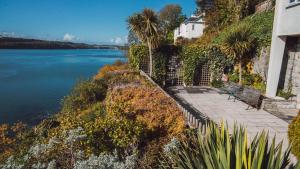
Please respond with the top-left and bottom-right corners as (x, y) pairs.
(147, 39), (153, 77)
(239, 56), (242, 85)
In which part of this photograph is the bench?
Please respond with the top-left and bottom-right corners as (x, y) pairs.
(235, 86), (262, 109)
(222, 83), (262, 110)
(222, 82), (242, 101)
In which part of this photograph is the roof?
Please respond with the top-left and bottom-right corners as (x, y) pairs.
(184, 15), (203, 24)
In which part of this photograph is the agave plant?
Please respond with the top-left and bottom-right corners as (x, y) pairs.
(159, 122), (298, 169)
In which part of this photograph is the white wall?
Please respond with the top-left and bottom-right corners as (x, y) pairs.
(266, 0), (300, 97)
(276, 1), (300, 36)
(174, 21), (204, 42)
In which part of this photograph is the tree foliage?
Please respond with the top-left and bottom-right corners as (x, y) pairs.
(202, 0), (266, 32)
(159, 4), (185, 41)
(221, 24), (256, 85)
(127, 9), (161, 77)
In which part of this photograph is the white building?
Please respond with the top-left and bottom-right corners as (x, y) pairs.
(174, 15), (205, 42)
(266, 0), (300, 98)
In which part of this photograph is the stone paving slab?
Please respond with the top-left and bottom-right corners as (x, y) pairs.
(168, 86), (297, 162)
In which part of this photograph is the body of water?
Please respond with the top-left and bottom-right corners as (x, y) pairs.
(0, 49), (126, 125)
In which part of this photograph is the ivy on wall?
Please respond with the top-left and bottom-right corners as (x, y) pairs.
(181, 45), (208, 85)
(128, 44), (180, 85)
(128, 45), (148, 70)
(181, 45), (231, 86)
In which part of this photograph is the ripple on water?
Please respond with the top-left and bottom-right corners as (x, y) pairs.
(0, 70), (17, 79)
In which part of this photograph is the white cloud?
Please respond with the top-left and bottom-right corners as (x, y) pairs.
(63, 33), (76, 41)
(110, 36), (126, 44)
(124, 35), (128, 44)
(0, 31), (16, 37)
(114, 37), (123, 44)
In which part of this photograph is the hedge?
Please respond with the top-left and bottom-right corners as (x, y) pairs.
(288, 112), (300, 159)
(128, 44), (148, 70)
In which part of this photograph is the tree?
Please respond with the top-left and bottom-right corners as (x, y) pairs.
(127, 29), (140, 45)
(159, 4), (185, 32)
(194, 0), (213, 14)
(221, 24), (255, 85)
(200, 0), (264, 33)
(127, 9), (161, 77)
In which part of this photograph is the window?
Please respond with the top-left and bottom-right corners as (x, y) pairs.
(178, 27), (181, 35)
(288, 0), (300, 6)
(192, 24), (195, 31)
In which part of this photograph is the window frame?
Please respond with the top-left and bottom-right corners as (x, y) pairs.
(287, 0), (300, 8)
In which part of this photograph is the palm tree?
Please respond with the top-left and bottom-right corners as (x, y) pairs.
(127, 9), (160, 77)
(221, 24), (255, 85)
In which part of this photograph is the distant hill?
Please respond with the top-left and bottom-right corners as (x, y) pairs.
(0, 37), (125, 49)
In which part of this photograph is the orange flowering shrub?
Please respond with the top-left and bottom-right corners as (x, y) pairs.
(107, 87), (185, 137)
(0, 122), (27, 163)
(94, 60), (128, 80)
(106, 86), (185, 168)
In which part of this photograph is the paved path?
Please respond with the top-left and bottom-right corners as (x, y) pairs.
(168, 86), (292, 152)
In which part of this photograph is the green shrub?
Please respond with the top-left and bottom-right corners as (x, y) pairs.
(253, 81), (266, 92)
(210, 79), (224, 88)
(181, 45), (208, 85)
(213, 11), (274, 50)
(228, 70), (265, 91)
(128, 44), (148, 70)
(62, 79), (107, 112)
(288, 112), (300, 159)
(153, 52), (167, 85)
(159, 122), (294, 169)
(277, 89), (295, 100)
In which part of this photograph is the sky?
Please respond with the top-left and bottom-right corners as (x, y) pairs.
(0, 0), (197, 44)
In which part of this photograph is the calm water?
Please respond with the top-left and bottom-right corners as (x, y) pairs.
(0, 49), (126, 125)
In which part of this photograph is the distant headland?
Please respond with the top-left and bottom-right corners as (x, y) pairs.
(0, 37), (126, 49)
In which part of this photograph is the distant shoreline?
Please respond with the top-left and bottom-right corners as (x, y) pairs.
(0, 37), (128, 50)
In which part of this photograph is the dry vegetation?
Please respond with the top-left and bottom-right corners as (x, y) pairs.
(0, 61), (186, 168)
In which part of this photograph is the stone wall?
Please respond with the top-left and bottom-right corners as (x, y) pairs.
(255, 0), (273, 13)
(253, 46), (270, 82)
(262, 98), (298, 123)
(281, 37), (300, 94)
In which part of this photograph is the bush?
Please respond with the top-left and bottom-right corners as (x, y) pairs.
(277, 89), (294, 100)
(181, 45), (208, 85)
(288, 112), (300, 159)
(213, 11), (274, 49)
(228, 70), (265, 91)
(152, 53), (167, 85)
(0, 122), (28, 163)
(210, 79), (224, 88)
(61, 79), (107, 112)
(159, 122), (294, 169)
(128, 45), (148, 70)
(94, 60), (128, 80)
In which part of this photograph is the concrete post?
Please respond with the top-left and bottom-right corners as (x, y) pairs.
(266, 36), (286, 97)
(266, 0), (287, 98)
(297, 93), (300, 109)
